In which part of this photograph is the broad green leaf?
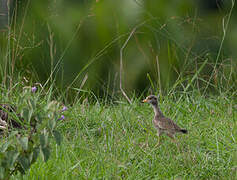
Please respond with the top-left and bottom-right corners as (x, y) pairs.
(31, 147), (40, 164)
(48, 118), (56, 131)
(35, 113), (42, 123)
(18, 155), (30, 172)
(19, 137), (28, 151)
(0, 141), (12, 153)
(53, 130), (62, 145)
(21, 108), (29, 122)
(6, 151), (19, 168)
(28, 109), (33, 123)
(0, 167), (5, 179)
(9, 130), (18, 138)
(41, 147), (50, 162)
(29, 99), (36, 110)
(21, 108), (33, 123)
(39, 132), (48, 148)
(39, 134), (45, 148)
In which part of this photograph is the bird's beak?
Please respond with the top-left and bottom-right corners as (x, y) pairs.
(142, 98), (148, 103)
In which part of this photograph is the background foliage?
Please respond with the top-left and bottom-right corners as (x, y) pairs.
(0, 87), (63, 179)
(0, 0), (236, 101)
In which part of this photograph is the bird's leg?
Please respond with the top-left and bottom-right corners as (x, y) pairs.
(167, 133), (180, 151)
(155, 137), (160, 147)
(155, 132), (162, 147)
(167, 133), (175, 142)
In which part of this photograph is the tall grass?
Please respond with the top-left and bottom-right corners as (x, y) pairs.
(6, 92), (235, 179)
(1, 0), (236, 101)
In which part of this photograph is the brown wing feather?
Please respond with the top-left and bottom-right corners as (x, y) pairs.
(157, 117), (182, 131)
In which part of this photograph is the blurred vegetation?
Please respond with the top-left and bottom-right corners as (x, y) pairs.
(0, 0), (236, 102)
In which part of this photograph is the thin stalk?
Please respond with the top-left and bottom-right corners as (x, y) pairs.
(119, 21), (146, 104)
(204, 0), (235, 93)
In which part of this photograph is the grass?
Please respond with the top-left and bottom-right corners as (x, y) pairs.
(0, 1), (236, 179)
(8, 92), (236, 179)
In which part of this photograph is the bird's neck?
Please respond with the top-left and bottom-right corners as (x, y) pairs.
(152, 104), (164, 117)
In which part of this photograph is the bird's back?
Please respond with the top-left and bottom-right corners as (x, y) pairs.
(154, 115), (182, 131)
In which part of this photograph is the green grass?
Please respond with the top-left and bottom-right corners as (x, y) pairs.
(10, 93), (236, 179)
(1, 1), (236, 179)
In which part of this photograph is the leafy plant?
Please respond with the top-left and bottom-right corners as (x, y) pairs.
(0, 87), (63, 179)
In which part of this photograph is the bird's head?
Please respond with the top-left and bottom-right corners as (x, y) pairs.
(142, 95), (158, 106)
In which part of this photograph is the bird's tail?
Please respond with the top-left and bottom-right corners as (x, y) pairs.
(180, 129), (188, 134)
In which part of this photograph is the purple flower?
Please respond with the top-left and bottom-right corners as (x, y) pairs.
(31, 86), (37, 93)
(58, 115), (65, 121)
(62, 106), (68, 112)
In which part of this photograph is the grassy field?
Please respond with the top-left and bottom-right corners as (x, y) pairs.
(1, 1), (236, 179)
(9, 92), (236, 179)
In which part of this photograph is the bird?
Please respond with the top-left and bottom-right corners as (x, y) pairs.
(142, 95), (187, 146)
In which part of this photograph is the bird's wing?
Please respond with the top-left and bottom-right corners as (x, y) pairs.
(157, 117), (181, 131)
